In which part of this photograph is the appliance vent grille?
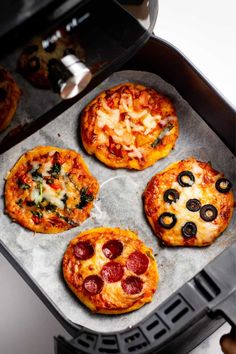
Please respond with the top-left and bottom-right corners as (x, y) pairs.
(142, 314), (168, 344)
(121, 328), (148, 353)
(75, 332), (97, 351)
(194, 270), (220, 301)
(98, 335), (119, 353)
(161, 294), (194, 326)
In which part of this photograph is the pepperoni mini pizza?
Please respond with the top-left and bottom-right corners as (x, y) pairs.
(63, 227), (159, 314)
(81, 83), (178, 170)
(5, 146), (99, 233)
(0, 66), (20, 132)
(143, 158), (234, 246)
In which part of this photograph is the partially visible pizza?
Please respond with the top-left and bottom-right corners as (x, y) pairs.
(63, 227), (159, 314)
(81, 83), (178, 170)
(143, 158), (234, 246)
(5, 146), (99, 233)
(0, 66), (20, 132)
(18, 36), (85, 89)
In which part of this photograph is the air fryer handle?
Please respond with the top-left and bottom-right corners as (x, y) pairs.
(230, 326), (236, 339)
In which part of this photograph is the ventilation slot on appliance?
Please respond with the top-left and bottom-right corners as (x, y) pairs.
(142, 314), (168, 343)
(125, 332), (140, 343)
(121, 328), (148, 353)
(77, 339), (89, 348)
(164, 299), (181, 315)
(154, 329), (167, 340)
(75, 332), (97, 350)
(194, 270), (220, 302)
(147, 319), (159, 331)
(162, 295), (193, 325)
(171, 307), (189, 323)
(97, 335), (119, 353)
(128, 342), (147, 352)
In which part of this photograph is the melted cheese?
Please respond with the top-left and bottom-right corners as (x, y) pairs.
(30, 161), (72, 209)
(42, 181), (65, 209)
(167, 167), (219, 238)
(96, 92), (168, 159)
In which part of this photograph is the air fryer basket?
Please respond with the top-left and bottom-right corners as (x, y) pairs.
(0, 34), (235, 354)
(53, 37), (236, 353)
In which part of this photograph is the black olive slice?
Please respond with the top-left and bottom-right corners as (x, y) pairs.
(177, 171), (195, 187)
(186, 199), (201, 212)
(181, 222), (197, 238)
(163, 189), (179, 204)
(158, 212), (177, 229)
(27, 56), (40, 72)
(0, 88), (7, 101)
(44, 42), (56, 53)
(200, 204), (218, 222)
(23, 45), (38, 55)
(215, 178), (232, 193)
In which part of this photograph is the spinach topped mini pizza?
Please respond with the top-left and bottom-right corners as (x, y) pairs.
(63, 227), (158, 314)
(81, 83), (178, 170)
(5, 146), (99, 233)
(143, 158), (234, 246)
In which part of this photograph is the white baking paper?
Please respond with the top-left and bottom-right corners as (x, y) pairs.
(0, 71), (235, 333)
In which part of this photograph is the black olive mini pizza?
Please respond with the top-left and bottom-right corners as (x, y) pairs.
(5, 146), (99, 233)
(0, 66), (20, 132)
(81, 83), (178, 170)
(63, 227), (159, 314)
(18, 37), (85, 89)
(143, 158), (234, 246)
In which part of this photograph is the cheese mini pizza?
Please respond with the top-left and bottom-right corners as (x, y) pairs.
(63, 227), (158, 314)
(143, 158), (234, 246)
(0, 66), (20, 132)
(5, 146), (99, 233)
(81, 83), (178, 170)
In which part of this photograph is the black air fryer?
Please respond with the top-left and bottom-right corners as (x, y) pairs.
(0, 1), (235, 353)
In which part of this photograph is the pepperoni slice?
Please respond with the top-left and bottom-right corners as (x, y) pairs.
(121, 276), (143, 295)
(74, 241), (94, 260)
(126, 251), (149, 275)
(102, 240), (123, 259)
(101, 261), (124, 283)
(83, 275), (103, 295)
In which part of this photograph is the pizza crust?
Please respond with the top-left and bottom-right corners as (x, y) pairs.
(5, 146), (99, 233)
(81, 83), (178, 170)
(63, 227), (159, 314)
(143, 158), (234, 246)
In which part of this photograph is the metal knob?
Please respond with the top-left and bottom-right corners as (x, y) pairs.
(48, 54), (92, 99)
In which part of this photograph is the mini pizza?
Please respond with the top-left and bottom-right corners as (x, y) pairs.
(5, 146), (99, 233)
(0, 66), (21, 132)
(63, 227), (158, 314)
(18, 36), (85, 89)
(143, 158), (234, 246)
(81, 83), (178, 170)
